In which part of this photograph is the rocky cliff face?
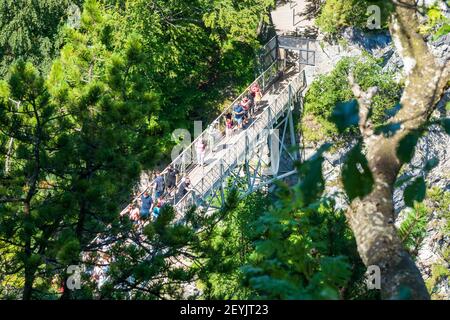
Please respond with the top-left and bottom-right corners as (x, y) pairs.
(304, 27), (450, 299)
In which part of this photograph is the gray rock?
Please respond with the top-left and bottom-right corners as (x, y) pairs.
(341, 27), (391, 53)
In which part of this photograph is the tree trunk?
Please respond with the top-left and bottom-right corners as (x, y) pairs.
(22, 103), (43, 300)
(345, 0), (450, 299)
(22, 202), (34, 300)
(4, 137), (14, 175)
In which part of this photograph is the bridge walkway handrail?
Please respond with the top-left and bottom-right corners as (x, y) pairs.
(174, 68), (307, 213)
(120, 56), (285, 216)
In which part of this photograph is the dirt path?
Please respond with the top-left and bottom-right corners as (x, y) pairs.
(270, 0), (314, 34)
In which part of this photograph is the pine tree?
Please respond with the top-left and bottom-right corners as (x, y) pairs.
(0, 61), (62, 299)
(0, 0), (84, 76)
(45, 0), (162, 298)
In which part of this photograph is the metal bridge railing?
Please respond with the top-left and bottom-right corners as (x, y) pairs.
(174, 68), (307, 213)
(120, 57), (285, 216)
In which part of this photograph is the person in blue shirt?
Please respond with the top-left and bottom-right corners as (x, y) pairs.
(233, 103), (245, 129)
(140, 191), (152, 219)
(152, 196), (165, 220)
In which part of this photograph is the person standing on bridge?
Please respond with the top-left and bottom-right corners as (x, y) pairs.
(152, 171), (165, 199)
(207, 121), (220, 153)
(225, 112), (235, 138)
(241, 97), (251, 126)
(130, 204), (140, 226)
(152, 195), (165, 220)
(140, 191), (152, 220)
(176, 177), (193, 203)
(166, 165), (179, 192)
(233, 103), (245, 129)
(196, 139), (207, 166)
(250, 83), (262, 113)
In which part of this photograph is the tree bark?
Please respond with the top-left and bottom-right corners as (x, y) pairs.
(22, 202), (34, 300)
(345, 0), (450, 299)
(22, 101), (43, 300)
(4, 137), (14, 175)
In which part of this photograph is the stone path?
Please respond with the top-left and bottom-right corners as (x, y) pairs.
(271, 0), (314, 34)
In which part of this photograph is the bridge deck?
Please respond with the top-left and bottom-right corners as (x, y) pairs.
(121, 53), (308, 217)
(174, 65), (306, 213)
(185, 67), (296, 186)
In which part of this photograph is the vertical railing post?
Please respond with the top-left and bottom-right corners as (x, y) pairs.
(288, 109), (298, 161)
(182, 152), (186, 176)
(262, 71), (266, 91)
(220, 160), (225, 206)
(274, 35), (278, 70)
(289, 84), (293, 111)
(245, 131), (252, 190)
(268, 103), (272, 127)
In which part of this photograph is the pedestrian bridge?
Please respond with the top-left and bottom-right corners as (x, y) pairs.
(121, 35), (315, 217)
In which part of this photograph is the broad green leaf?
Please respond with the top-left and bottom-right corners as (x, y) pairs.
(299, 157), (325, 206)
(395, 174), (413, 188)
(297, 143), (331, 206)
(384, 103), (402, 118)
(342, 143), (374, 201)
(433, 23), (450, 40)
(396, 131), (421, 164)
(330, 100), (359, 133)
(424, 157), (439, 172)
(374, 122), (401, 137)
(441, 118), (450, 135)
(403, 176), (426, 208)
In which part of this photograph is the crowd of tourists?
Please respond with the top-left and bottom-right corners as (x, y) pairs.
(226, 82), (262, 135)
(121, 165), (194, 226)
(121, 82), (264, 224)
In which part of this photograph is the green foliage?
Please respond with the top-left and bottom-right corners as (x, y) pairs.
(331, 100), (359, 133)
(0, 60), (62, 299)
(1, 0), (277, 298)
(398, 204), (429, 255)
(242, 195), (372, 300)
(399, 187), (450, 298)
(396, 131), (422, 164)
(403, 177), (427, 208)
(316, 0), (367, 34)
(428, 187), (450, 236)
(426, 264), (450, 298)
(237, 147), (377, 300)
(418, 3), (450, 40)
(0, 0), (84, 76)
(303, 55), (401, 141)
(341, 142), (374, 201)
(196, 192), (269, 300)
(295, 144), (330, 206)
(315, 0), (393, 35)
(108, 0), (275, 132)
(0, 0), (171, 299)
(423, 187), (450, 299)
(434, 23), (450, 39)
(441, 118), (450, 135)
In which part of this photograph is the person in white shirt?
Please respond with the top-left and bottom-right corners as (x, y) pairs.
(196, 139), (207, 166)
